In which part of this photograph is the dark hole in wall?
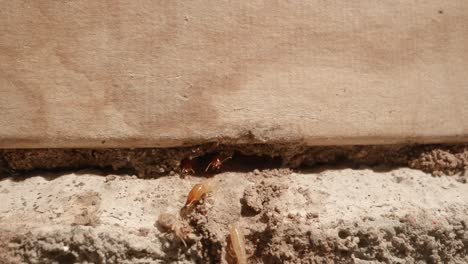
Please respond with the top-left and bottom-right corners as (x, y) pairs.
(1, 144), (467, 178)
(296, 152), (361, 172)
(224, 151), (283, 172)
(338, 230), (351, 239)
(189, 151), (283, 176)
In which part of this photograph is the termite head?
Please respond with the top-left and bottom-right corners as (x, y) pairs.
(184, 180), (216, 208)
(180, 157), (195, 175)
(174, 225), (192, 242)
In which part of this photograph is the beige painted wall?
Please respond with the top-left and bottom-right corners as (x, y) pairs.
(1, 1), (467, 148)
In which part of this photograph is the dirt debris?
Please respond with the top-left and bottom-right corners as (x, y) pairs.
(5, 215), (468, 264)
(242, 179), (288, 215)
(1, 166), (468, 263)
(12, 226), (201, 264)
(72, 191), (101, 226)
(182, 170), (468, 263)
(409, 146), (468, 176)
(1, 144), (467, 177)
(0, 231), (21, 264)
(239, 177), (468, 264)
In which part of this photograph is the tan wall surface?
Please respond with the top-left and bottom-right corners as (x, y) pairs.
(1, 1), (467, 148)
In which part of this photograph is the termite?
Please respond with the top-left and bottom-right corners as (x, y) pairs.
(184, 180), (216, 208)
(156, 213), (192, 246)
(228, 223), (247, 264)
(180, 157), (195, 175)
(205, 155), (231, 172)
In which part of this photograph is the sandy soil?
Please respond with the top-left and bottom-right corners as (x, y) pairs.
(0, 168), (467, 263)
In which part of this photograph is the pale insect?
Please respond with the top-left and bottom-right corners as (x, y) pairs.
(157, 213), (192, 246)
(184, 179), (216, 208)
(228, 222), (247, 264)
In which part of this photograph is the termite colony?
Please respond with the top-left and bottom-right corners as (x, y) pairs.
(179, 152), (233, 176)
(156, 152), (247, 264)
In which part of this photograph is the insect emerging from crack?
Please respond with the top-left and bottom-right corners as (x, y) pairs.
(180, 157), (195, 175)
(205, 155), (232, 172)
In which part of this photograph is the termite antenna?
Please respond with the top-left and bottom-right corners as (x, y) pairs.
(221, 156), (232, 163)
(205, 163), (212, 172)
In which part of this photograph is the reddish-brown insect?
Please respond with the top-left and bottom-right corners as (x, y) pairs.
(184, 180), (216, 207)
(205, 155), (231, 172)
(180, 157), (195, 175)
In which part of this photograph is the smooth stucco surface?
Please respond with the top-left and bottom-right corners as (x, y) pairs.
(1, 1), (467, 148)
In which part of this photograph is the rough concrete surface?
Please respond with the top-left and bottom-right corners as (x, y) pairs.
(1, 168), (467, 263)
(1, 1), (468, 148)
